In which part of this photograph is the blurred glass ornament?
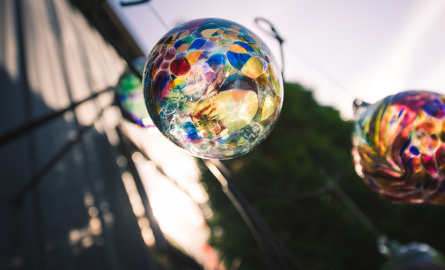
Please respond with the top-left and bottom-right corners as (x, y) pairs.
(116, 57), (155, 128)
(142, 18), (283, 159)
(352, 91), (445, 204)
(378, 236), (445, 270)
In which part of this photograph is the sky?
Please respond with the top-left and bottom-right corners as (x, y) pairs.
(109, 0), (445, 119)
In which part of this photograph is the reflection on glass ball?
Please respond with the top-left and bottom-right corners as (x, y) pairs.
(352, 91), (445, 204)
(117, 57), (154, 128)
(378, 236), (445, 270)
(143, 18), (283, 159)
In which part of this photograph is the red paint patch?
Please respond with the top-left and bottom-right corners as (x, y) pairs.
(170, 57), (191, 76)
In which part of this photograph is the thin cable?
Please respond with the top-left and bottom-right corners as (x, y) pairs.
(286, 40), (356, 98)
(333, 184), (382, 239)
(13, 103), (113, 205)
(148, 4), (169, 31)
(209, 149), (342, 199)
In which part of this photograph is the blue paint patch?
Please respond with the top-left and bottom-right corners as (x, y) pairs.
(184, 122), (200, 141)
(407, 158), (413, 173)
(410, 146), (420, 155)
(423, 180), (433, 189)
(398, 108), (405, 118)
(200, 41), (216, 50)
(227, 51), (251, 70)
(192, 32), (203, 38)
(174, 40), (184, 50)
(423, 98), (445, 118)
(240, 34), (256, 44)
(368, 179), (379, 190)
(207, 54), (226, 67)
(188, 39), (206, 50)
(120, 94), (127, 101)
(416, 183), (421, 189)
(400, 138), (411, 158)
(234, 41), (255, 52)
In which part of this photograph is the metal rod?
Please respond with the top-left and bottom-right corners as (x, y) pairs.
(116, 127), (204, 270)
(13, 104), (111, 205)
(0, 87), (114, 147)
(333, 185), (382, 239)
(93, 0), (142, 80)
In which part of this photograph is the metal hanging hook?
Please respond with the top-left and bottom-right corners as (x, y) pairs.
(120, 0), (150, 7)
(254, 18), (285, 81)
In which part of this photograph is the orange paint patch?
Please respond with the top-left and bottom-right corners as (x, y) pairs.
(229, 44), (248, 54)
(187, 50), (203, 65)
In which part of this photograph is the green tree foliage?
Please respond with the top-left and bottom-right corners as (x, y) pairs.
(200, 82), (445, 269)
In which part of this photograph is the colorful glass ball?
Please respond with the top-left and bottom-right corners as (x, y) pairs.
(143, 18), (283, 159)
(117, 57), (154, 128)
(352, 91), (445, 204)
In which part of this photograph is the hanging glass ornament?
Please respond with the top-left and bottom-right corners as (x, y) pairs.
(142, 18), (283, 159)
(116, 57), (154, 128)
(378, 236), (445, 270)
(352, 90), (445, 204)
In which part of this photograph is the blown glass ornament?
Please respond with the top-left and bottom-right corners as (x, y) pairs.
(143, 18), (283, 159)
(378, 236), (445, 270)
(117, 57), (154, 128)
(352, 90), (445, 204)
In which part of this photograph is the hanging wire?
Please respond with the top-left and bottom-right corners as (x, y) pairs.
(148, 4), (170, 31)
(218, 244), (267, 269)
(285, 39), (356, 98)
(209, 149), (342, 199)
(13, 103), (114, 205)
(204, 160), (304, 270)
(333, 185), (382, 239)
(254, 18), (285, 81)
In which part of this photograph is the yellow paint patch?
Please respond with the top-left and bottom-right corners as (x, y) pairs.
(217, 29), (224, 34)
(187, 50), (202, 65)
(268, 63), (281, 96)
(256, 74), (268, 86)
(177, 43), (191, 53)
(241, 57), (264, 79)
(222, 32), (238, 41)
(226, 28), (240, 33)
(192, 90), (259, 135)
(229, 44), (248, 53)
(261, 95), (277, 121)
(178, 30), (189, 39)
(201, 28), (219, 37)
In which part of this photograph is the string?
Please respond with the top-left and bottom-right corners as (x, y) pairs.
(148, 4), (170, 31)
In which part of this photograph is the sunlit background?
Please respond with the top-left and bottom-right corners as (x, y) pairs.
(110, 0), (445, 119)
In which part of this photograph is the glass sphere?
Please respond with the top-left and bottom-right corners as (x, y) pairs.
(117, 57), (154, 128)
(378, 237), (445, 270)
(143, 18), (283, 159)
(352, 90), (445, 204)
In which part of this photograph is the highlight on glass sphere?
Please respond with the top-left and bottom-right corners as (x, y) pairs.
(352, 90), (445, 204)
(377, 236), (445, 270)
(142, 18), (283, 159)
(116, 57), (154, 128)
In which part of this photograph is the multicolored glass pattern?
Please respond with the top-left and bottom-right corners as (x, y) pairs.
(143, 18), (283, 159)
(352, 91), (445, 204)
(117, 57), (154, 128)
